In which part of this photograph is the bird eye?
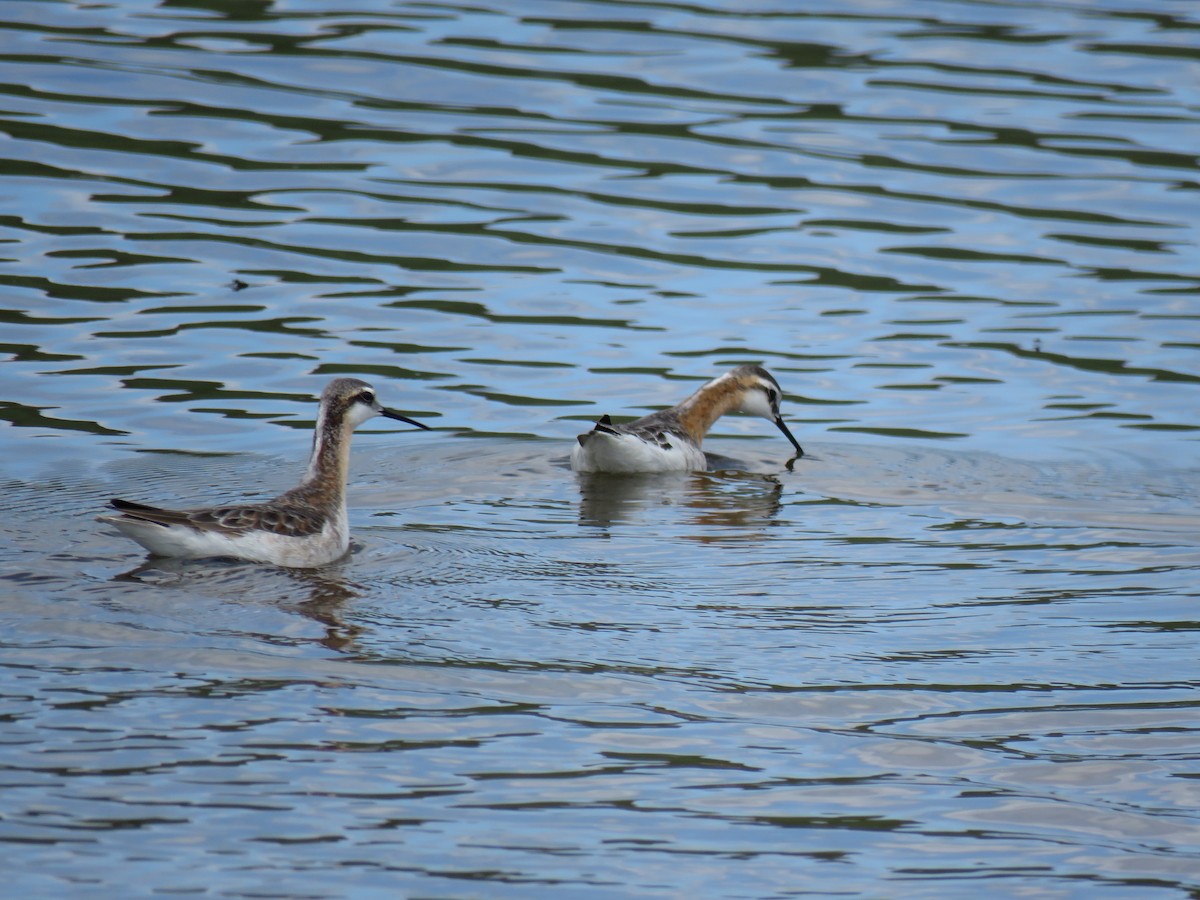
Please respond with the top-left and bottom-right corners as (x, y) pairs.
(358, 390), (375, 405)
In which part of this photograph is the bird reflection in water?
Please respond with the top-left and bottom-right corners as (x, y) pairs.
(111, 557), (363, 652)
(576, 466), (787, 536)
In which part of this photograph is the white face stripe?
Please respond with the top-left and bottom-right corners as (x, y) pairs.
(736, 382), (777, 420)
(343, 393), (381, 430)
(753, 377), (781, 416)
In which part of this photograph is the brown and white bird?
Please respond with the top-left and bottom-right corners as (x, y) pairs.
(99, 377), (430, 567)
(570, 365), (802, 473)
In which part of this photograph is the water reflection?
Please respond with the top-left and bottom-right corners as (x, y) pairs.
(110, 556), (362, 652)
(292, 569), (365, 652)
(685, 470), (786, 536)
(576, 470), (691, 528)
(576, 465), (786, 536)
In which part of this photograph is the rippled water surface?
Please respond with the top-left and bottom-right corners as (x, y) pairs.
(2, 0), (1199, 896)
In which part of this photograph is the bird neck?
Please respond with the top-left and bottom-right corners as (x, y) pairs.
(290, 415), (352, 508)
(676, 380), (743, 444)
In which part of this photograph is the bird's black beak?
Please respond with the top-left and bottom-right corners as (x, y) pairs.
(379, 407), (432, 430)
(774, 416), (803, 459)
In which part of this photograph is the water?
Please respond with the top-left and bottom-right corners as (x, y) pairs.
(2, 0), (1199, 896)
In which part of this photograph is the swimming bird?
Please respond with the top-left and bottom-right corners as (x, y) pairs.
(570, 365), (803, 473)
(98, 377), (430, 567)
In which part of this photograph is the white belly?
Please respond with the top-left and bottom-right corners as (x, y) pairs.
(570, 431), (705, 473)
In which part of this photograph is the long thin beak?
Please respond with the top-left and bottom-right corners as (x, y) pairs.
(379, 406), (432, 430)
(774, 416), (803, 458)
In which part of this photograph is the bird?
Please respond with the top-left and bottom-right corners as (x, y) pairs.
(98, 377), (430, 567)
(570, 365), (803, 473)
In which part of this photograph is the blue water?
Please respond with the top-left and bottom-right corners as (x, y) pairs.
(1, 0), (1198, 896)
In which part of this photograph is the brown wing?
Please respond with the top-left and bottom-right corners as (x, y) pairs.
(609, 409), (686, 451)
(108, 498), (327, 537)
